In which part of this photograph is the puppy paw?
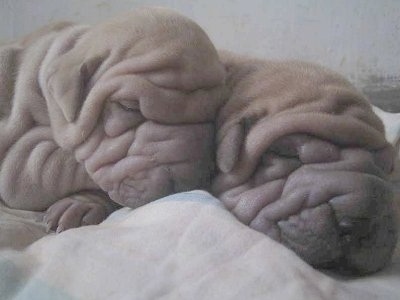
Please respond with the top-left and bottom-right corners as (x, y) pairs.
(44, 193), (109, 233)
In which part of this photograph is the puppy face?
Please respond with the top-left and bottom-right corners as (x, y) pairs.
(40, 7), (226, 208)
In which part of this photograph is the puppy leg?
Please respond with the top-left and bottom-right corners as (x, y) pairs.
(44, 191), (118, 233)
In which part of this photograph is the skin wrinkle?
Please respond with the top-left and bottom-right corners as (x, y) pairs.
(123, 178), (146, 193)
(270, 167), (381, 223)
(1, 127), (86, 210)
(315, 152), (378, 174)
(245, 156), (395, 272)
(75, 125), (107, 163)
(261, 187), (309, 222)
(36, 142), (59, 189)
(89, 120), (214, 208)
(233, 179), (285, 226)
(27, 139), (55, 185)
(84, 129), (134, 175)
(273, 184), (342, 235)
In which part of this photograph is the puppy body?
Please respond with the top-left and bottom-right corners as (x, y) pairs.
(0, 7), (225, 232)
(213, 51), (397, 274)
(0, 22), (93, 211)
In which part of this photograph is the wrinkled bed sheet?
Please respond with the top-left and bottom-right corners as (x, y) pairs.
(0, 109), (399, 300)
(0, 189), (399, 300)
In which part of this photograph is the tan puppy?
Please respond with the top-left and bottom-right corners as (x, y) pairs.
(0, 7), (225, 232)
(212, 51), (397, 274)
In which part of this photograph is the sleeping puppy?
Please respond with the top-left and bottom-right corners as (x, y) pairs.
(0, 7), (225, 232)
(212, 51), (398, 274)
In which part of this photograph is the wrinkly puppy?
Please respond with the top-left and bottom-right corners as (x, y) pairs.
(213, 51), (398, 274)
(0, 7), (225, 232)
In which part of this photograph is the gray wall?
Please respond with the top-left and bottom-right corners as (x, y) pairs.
(1, 0), (399, 110)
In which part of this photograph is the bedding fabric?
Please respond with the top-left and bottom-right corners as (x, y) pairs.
(0, 188), (399, 300)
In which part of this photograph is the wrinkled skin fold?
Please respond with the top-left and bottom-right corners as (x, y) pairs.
(212, 52), (398, 274)
(80, 120), (215, 208)
(218, 134), (396, 274)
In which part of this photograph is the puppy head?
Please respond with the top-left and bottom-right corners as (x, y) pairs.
(214, 54), (387, 180)
(42, 7), (226, 148)
(40, 7), (225, 208)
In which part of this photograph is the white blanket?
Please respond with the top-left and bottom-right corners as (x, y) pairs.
(0, 107), (399, 300)
(0, 190), (399, 300)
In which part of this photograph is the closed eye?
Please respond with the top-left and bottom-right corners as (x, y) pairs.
(116, 100), (139, 112)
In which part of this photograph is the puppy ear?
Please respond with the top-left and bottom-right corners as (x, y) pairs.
(216, 122), (244, 173)
(49, 55), (102, 122)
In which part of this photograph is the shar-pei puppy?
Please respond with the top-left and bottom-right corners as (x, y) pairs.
(213, 51), (398, 274)
(0, 7), (225, 232)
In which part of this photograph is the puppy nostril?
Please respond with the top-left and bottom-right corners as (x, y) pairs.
(339, 218), (354, 235)
(338, 217), (371, 238)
